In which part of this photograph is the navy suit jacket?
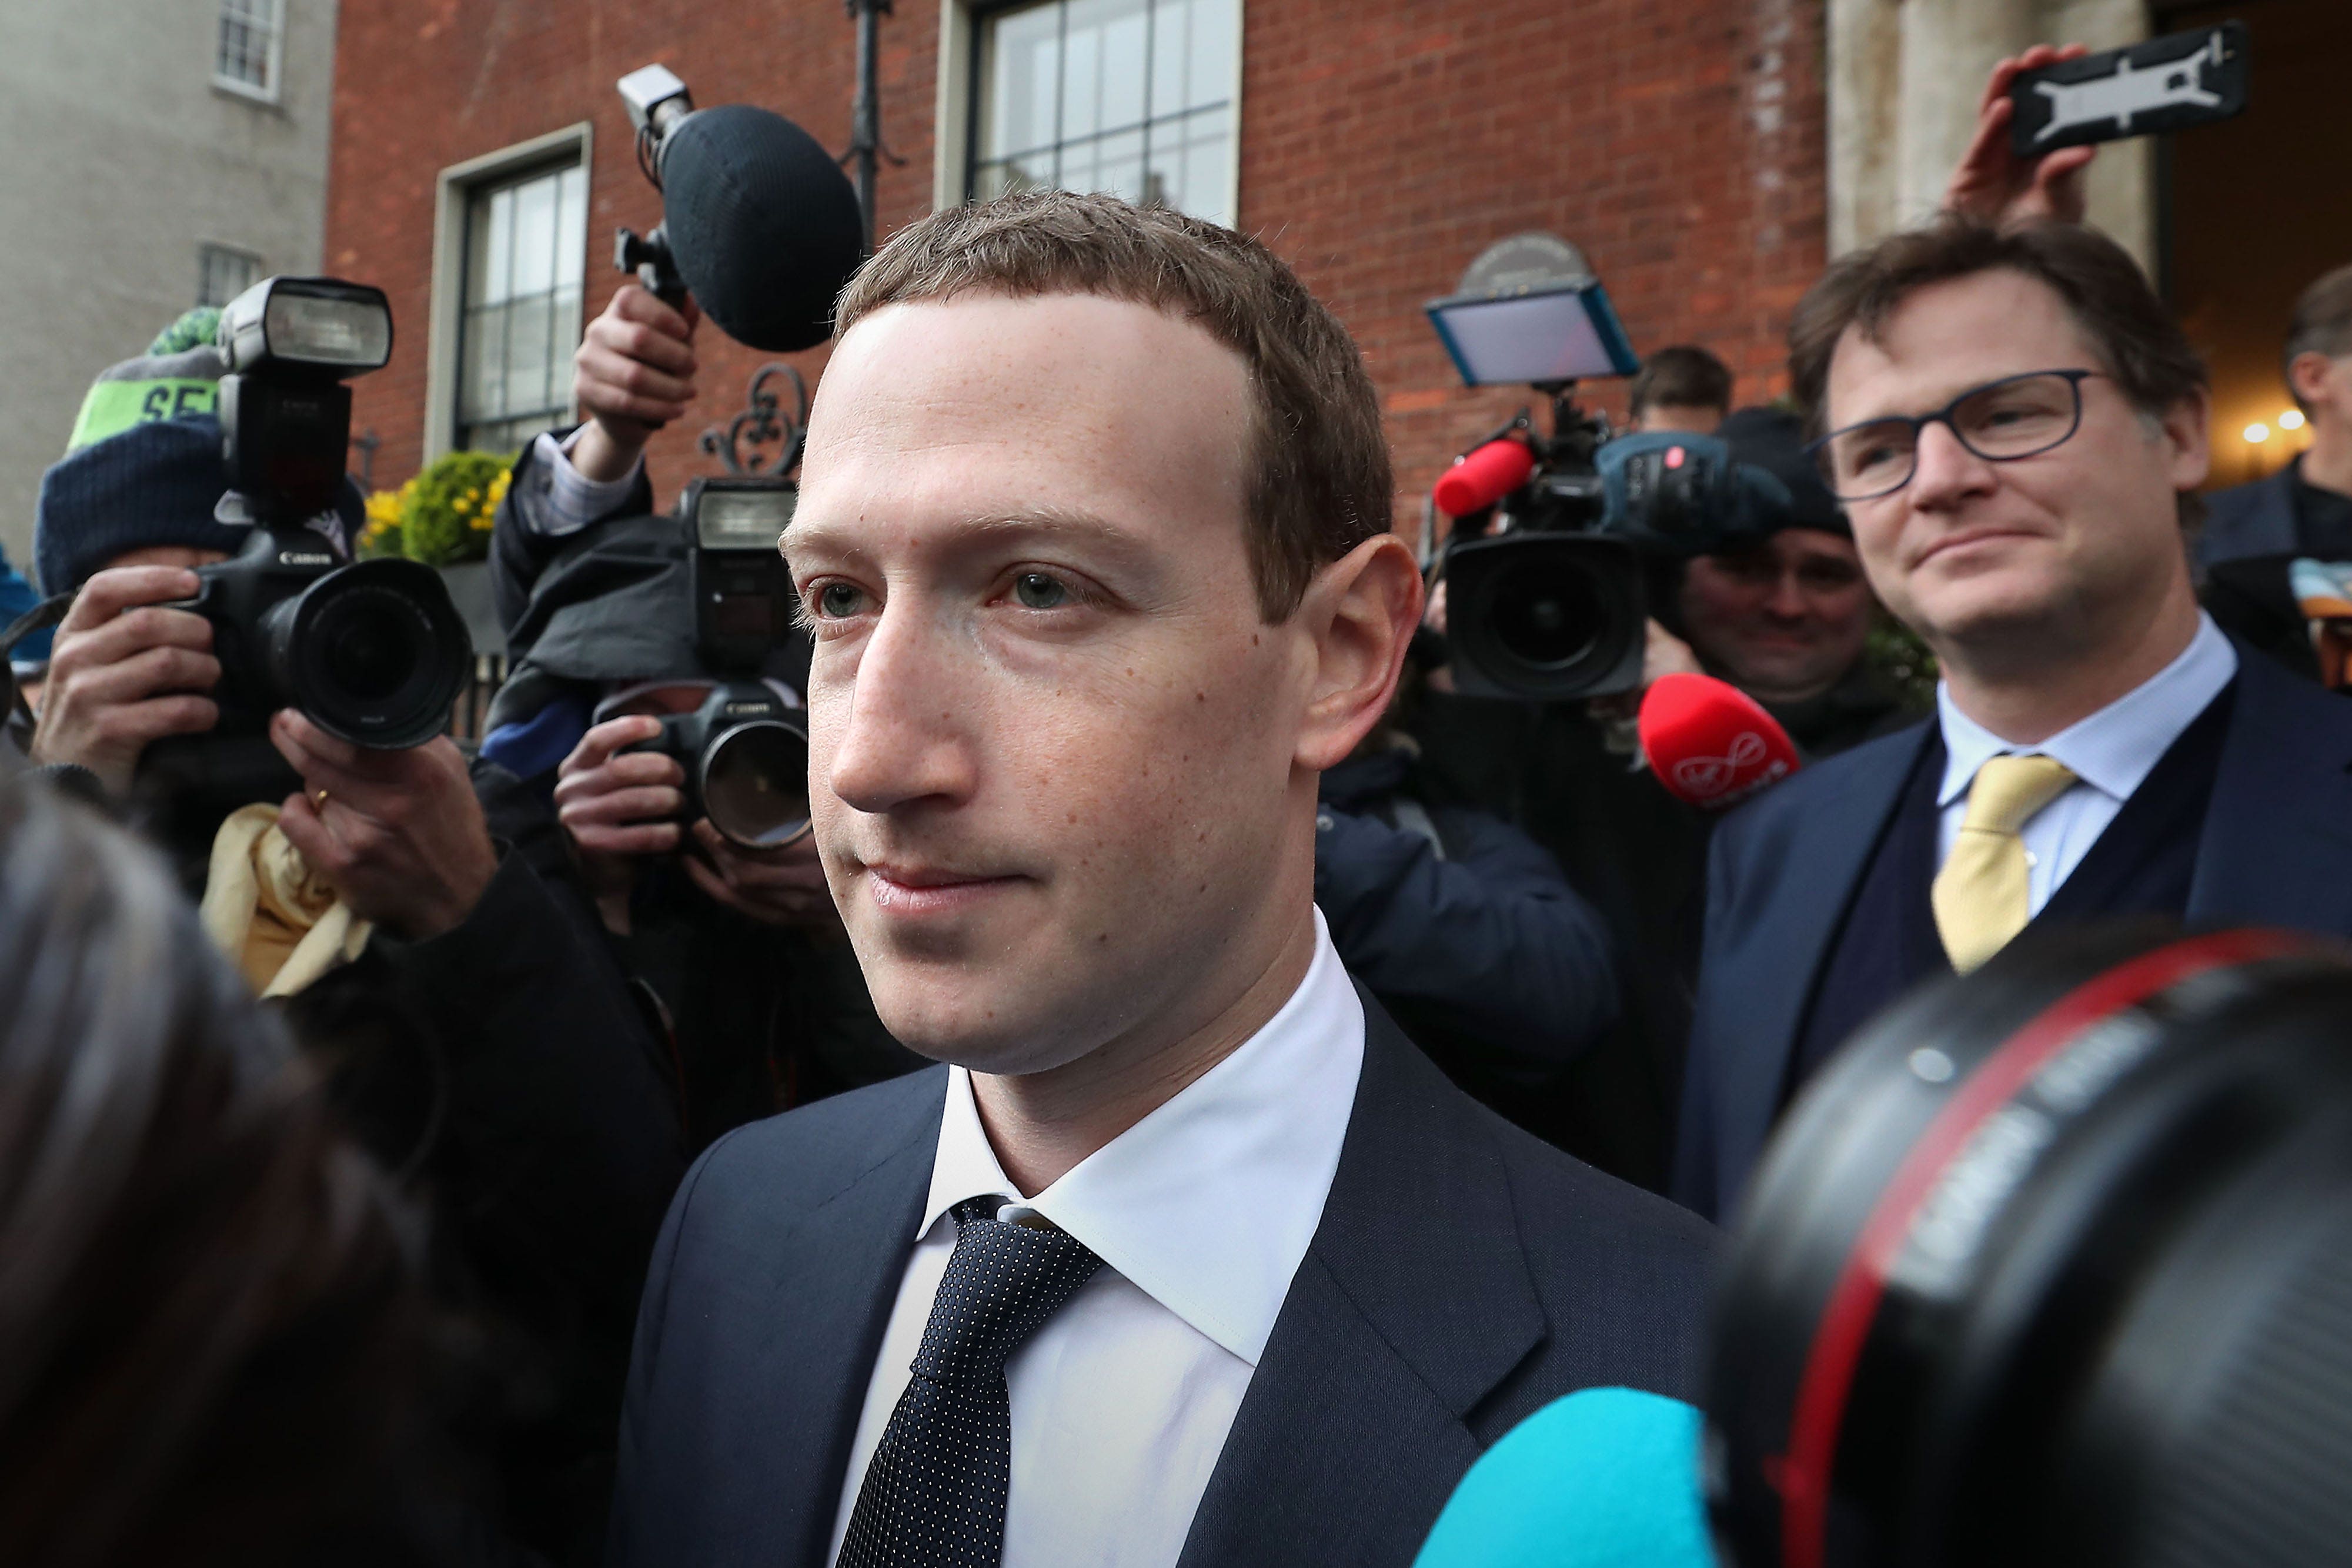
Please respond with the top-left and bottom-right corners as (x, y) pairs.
(609, 991), (1716, 1567)
(2199, 467), (2300, 568)
(1673, 646), (2352, 1222)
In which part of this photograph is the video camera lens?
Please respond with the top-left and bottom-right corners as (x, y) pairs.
(1705, 923), (2352, 1568)
(1443, 531), (1647, 700)
(699, 717), (811, 848)
(258, 558), (472, 749)
(1491, 568), (1606, 670)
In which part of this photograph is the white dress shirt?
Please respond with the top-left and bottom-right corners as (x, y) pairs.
(524, 428), (644, 537)
(1936, 612), (2237, 915)
(826, 910), (1367, 1568)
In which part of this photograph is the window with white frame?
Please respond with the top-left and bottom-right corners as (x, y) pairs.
(196, 244), (263, 308)
(971, 0), (1238, 226)
(455, 161), (589, 454)
(214, 0), (284, 101)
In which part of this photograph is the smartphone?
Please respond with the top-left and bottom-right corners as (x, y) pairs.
(2010, 22), (2250, 156)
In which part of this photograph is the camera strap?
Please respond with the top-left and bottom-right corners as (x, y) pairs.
(0, 592), (75, 663)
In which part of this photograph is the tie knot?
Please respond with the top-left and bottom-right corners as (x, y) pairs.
(1961, 753), (2079, 835)
(909, 1199), (1103, 1387)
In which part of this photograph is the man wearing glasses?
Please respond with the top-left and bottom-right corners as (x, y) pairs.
(1671, 215), (2352, 1222)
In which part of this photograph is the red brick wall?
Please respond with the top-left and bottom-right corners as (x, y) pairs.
(328, 0), (1825, 528)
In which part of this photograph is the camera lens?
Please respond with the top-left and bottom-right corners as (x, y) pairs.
(1492, 568), (1603, 669)
(699, 718), (811, 848)
(1705, 923), (2352, 1568)
(267, 559), (472, 749)
(320, 594), (413, 702)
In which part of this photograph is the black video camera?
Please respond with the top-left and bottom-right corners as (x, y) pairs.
(1439, 392), (1791, 701)
(623, 477), (811, 850)
(139, 277), (472, 804)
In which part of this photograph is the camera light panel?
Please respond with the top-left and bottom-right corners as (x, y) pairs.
(696, 486), (798, 550)
(263, 290), (392, 370)
(1427, 283), (1641, 388)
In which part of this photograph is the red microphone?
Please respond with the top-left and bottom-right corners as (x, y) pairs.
(1638, 673), (1803, 812)
(1434, 437), (1536, 517)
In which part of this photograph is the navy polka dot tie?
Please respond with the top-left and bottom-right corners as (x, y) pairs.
(837, 1198), (1103, 1568)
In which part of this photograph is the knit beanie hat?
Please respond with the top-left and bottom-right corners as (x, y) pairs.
(35, 310), (244, 595)
(34, 308), (359, 594)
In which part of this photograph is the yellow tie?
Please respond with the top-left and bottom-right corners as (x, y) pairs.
(1932, 754), (2079, 974)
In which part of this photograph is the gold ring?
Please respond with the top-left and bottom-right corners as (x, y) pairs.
(315, 788), (330, 808)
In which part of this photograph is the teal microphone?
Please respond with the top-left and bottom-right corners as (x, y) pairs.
(1413, 1386), (1715, 1568)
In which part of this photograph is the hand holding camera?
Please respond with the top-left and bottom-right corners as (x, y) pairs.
(557, 714), (688, 871)
(682, 818), (835, 931)
(269, 710), (497, 941)
(31, 564), (223, 794)
(571, 283), (702, 483)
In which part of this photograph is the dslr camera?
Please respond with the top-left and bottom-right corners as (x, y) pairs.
(624, 477), (813, 850)
(140, 276), (471, 800)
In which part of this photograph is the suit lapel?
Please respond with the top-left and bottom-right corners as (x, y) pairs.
(1710, 724), (1930, 1202)
(764, 1085), (943, 1567)
(1175, 1002), (1537, 1568)
(2189, 651), (2352, 934)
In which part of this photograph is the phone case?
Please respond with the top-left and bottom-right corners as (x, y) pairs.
(2009, 22), (2250, 156)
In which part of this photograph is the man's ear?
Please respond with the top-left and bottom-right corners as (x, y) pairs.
(2289, 352), (2338, 416)
(2158, 387), (2212, 494)
(1291, 533), (1424, 774)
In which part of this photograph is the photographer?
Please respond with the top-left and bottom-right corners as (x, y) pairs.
(483, 283), (920, 1152)
(1677, 406), (1912, 758)
(1314, 670), (1621, 1106)
(16, 318), (686, 1565)
(1626, 344), (1732, 434)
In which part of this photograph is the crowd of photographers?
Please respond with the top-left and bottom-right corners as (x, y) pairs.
(8, 32), (2352, 1568)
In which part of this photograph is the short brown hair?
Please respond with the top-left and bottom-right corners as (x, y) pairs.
(2284, 262), (2352, 411)
(1629, 345), (1733, 420)
(834, 191), (1391, 620)
(1788, 216), (2208, 439)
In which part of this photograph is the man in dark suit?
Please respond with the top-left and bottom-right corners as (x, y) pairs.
(1675, 216), (2352, 1224)
(608, 192), (1715, 1568)
(2198, 262), (2352, 570)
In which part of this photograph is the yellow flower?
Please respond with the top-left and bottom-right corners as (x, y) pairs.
(453, 497), (472, 514)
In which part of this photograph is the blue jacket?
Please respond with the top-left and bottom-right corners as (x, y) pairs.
(1673, 645), (2352, 1222)
(1314, 748), (1619, 1084)
(2199, 466), (2300, 568)
(608, 992), (1715, 1567)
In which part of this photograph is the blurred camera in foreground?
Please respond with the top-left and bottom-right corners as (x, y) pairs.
(1707, 922), (2352, 1568)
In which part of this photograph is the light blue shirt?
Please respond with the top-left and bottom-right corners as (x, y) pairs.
(1936, 613), (2239, 916)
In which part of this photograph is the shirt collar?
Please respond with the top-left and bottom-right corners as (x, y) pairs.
(917, 908), (1365, 1368)
(1937, 612), (2238, 808)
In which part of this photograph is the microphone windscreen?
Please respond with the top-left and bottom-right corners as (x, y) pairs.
(1639, 671), (1802, 811)
(1412, 1386), (1714, 1568)
(1434, 437), (1536, 517)
(659, 105), (867, 353)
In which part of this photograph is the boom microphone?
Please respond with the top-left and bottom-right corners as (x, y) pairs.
(1639, 672), (1801, 811)
(1434, 436), (1538, 517)
(657, 105), (867, 353)
(1413, 1386), (1715, 1568)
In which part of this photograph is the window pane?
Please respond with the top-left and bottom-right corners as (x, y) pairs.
(1187, 0), (1235, 112)
(1091, 126), (1146, 203)
(555, 166), (589, 285)
(457, 155), (590, 445)
(215, 0), (280, 92)
(510, 174), (558, 299)
(985, 4), (1062, 159)
(1151, 0), (1191, 118)
(973, 0), (1235, 226)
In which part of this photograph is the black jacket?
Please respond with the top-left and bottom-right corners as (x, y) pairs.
(607, 993), (1716, 1568)
(1314, 746), (1619, 1091)
(274, 759), (688, 1565)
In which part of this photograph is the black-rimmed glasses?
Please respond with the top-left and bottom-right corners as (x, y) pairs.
(1806, 369), (2102, 502)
